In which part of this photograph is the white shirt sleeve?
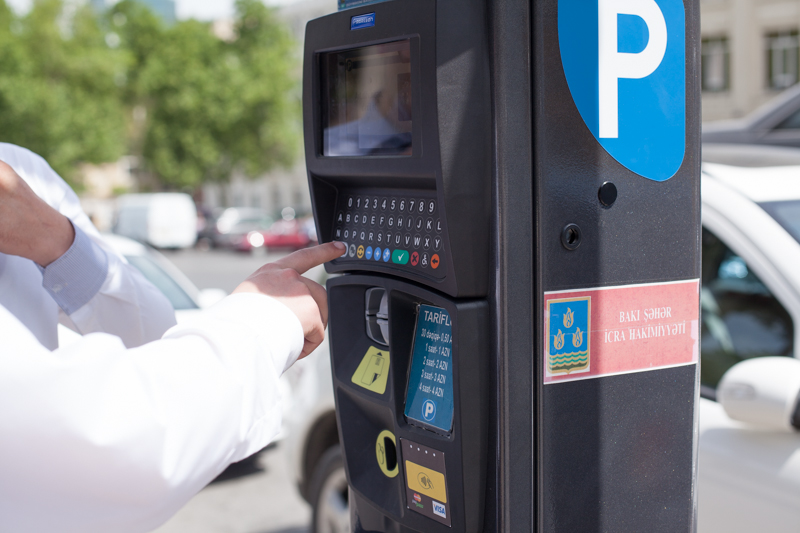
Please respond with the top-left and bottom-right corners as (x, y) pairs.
(0, 292), (305, 533)
(0, 143), (177, 347)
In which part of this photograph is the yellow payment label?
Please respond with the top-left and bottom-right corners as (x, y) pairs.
(351, 346), (390, 394)
(357, 245), (365, 259)
(405, 460), (447, 503)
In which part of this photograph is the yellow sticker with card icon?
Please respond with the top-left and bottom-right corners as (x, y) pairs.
(351, 346), (390, 394)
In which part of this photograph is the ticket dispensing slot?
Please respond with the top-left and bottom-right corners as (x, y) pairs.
(327, 275), (488, 531)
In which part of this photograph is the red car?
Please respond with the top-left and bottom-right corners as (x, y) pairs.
(261, 218), (317, 250)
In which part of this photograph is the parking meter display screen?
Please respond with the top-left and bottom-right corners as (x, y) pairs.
(404, 305), (453, 433)
(320, 40), (412, 156)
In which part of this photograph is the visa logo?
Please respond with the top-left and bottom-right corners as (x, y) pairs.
(351, 12), (375, 30)
(432, 500), (446, 519)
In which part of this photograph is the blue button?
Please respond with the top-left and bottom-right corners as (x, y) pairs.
(382, 248), (391, 262)
(365, 246), (373, 260)
(373, 247), (381, 261)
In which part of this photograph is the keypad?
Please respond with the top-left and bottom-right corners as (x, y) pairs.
(334, 192), (444, 275)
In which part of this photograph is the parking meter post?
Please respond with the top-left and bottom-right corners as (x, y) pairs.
(304, 0), (700, 531)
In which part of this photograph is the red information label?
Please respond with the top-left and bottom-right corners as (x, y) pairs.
(543, 279), (699, 384)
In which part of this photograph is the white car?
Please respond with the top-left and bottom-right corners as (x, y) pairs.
(698, 163), (800, 532)
(58, 234), (225, 349)
(284, 163), (800, 533)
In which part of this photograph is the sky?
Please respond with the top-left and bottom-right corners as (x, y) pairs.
(5, 0), (304, 20)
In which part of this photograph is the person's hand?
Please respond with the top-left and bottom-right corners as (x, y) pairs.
(233, 242), (347, 359)
(0, 160), (74, 266)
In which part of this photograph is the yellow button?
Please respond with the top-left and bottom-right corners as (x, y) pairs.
(405, 460), (447, 503)
(357, 245), (365, 259)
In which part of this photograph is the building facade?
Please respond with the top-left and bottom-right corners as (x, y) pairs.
(702, 0), (800, 122)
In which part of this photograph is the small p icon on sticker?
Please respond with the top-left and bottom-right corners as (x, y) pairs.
(422, 399), (436, 421)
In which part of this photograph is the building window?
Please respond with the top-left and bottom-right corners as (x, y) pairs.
(767, 30), (799, 90)
(701, 37), (729, 92)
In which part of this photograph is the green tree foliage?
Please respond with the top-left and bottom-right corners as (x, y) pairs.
(0, 0), (127, 183)
(112, 0), (299, 188)
(0, 0), (299, 189)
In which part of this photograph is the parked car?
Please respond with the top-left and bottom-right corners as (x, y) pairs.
(114, 193), (198, 249)
(203, 207), (274, 251)
(703, 82), (800, 149)
(283, 162), (800, 533)
(58, 233), (226, 348)
(261, 217), (317, 251)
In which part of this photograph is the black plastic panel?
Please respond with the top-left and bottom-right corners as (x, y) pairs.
(303, 0), (491, 297)
(327, 275), (489, 532)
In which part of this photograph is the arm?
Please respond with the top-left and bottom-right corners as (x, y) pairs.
(0, 243), (345, 533)
(0, 146), (176, 347)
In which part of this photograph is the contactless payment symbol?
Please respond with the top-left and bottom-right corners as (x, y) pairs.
(547, 297), (591, 376)
(558, 0), (685, 181)
(422, 399), (436, 421)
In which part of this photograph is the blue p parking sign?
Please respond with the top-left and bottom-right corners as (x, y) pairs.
(558, 0), (685, 182)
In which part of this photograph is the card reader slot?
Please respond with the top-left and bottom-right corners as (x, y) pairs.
(365, 287), (389, 346)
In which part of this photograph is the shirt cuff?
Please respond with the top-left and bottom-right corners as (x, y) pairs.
(40, 223), (109, 315)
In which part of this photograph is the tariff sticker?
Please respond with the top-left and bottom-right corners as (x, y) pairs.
(544, 279), (699, 384)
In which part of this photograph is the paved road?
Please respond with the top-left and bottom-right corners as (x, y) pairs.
(154, 247), (317, 533)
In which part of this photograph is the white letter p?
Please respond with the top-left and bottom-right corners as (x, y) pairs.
(598, 0), (667, 138)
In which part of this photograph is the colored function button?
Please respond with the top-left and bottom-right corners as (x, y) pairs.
(374, 247), (382, 261)
(382, 248), (391, 262)
(410, 251), (420, 266)
(365, 246), (373, 260)
(357, 245), (365, 259)
(431, 254), (440, 269)
(392, 249), (409, 264)
(348, 244), (357, 257)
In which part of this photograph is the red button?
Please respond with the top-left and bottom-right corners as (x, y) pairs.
(431, 254), (440, 269)
(410, 251), (420, 266)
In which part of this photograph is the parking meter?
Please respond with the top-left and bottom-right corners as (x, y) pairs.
(304, 0), (700, 530)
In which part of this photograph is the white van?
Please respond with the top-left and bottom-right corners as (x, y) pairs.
(114, 193), (197, 249)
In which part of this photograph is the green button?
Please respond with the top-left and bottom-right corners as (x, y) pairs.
(392, 249), (409, 264)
